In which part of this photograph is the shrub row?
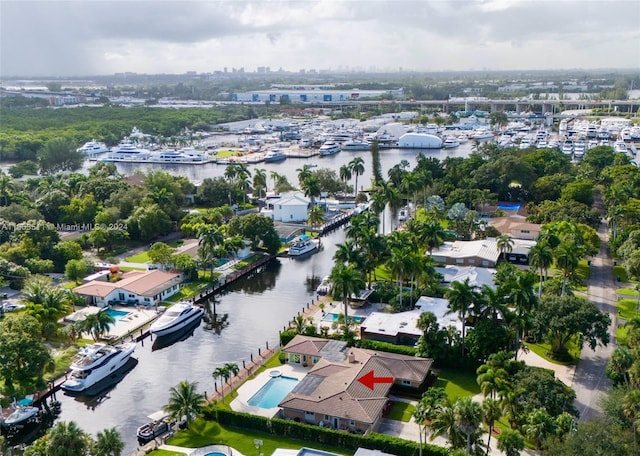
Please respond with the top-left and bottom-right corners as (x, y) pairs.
(204, 408), (449, 456)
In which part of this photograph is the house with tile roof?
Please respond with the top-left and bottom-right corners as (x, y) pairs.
(279, 335), (433, 433)
(73, 270), (183, 307)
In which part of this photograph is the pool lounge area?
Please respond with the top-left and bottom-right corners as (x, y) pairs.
(230, 363), (307, 418)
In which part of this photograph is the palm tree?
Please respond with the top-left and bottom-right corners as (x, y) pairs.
(93, 427), (125, 456)
(445, 278), (477, 355)
(45, 421), (90, 456)
(623, 390), (640, 455)
(388, 246), (414, 310)
(609, 347), (634, 387)
(418, 220), (446, 255)
(329, 263), (365, 337)
(212, 366), (227, 397)
(307, 205), (325, 228)
(83, 311), (115, 341)
(496, 428), (525, 456)
(296, 164), (314, 187)
(496, 234), (514, 262)
(300, 176), (321, 206)
(527, 241), (554, 297)
(339, 164), (352, 189)
(270, 171), (281, 192)
(370, 189), (387, 233)
(223, 362), (240, 384)
(454, 396), (483, 455)
(476, 284), (507, 322)
(554, 241), (581, 296)
(476, 365), (507, 400)
(482, 399), (503, 455)
(349, 156), (365, 196)
(0, 171), (14, 206)
(253, 167), (267, 193)
(428, 399), (465, 449)
(164, 380), (206, 428)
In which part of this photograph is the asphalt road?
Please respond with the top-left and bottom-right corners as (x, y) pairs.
(572, 220), (618, 422)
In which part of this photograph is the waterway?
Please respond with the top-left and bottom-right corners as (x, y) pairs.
(7, 143), (476, 454)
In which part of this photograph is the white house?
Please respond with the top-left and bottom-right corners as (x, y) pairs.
(269, 191), (311, 222)
(73, 270), (183, 307)
(414, 296), (463, 333)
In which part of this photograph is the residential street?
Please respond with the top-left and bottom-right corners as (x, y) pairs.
(572, 220), (617, 422)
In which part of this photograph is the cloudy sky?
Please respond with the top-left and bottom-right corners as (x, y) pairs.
(1, 0), (639, 77)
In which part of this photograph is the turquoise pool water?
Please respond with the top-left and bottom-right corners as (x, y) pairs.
(497, 203), (521, 211)
(204, 453), (227, 456)
(322, 312), (365, 324)
(247, 375), (298, 408)
(103, 309), (130, 321)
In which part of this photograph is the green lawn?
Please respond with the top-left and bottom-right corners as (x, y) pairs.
(525, 339), (580, 366)
(165, 281), (212, 303)
(163, 419), (351, 456)
(618, 299), (640, 321)
(386, 400), (415, 422)
(148, 450), (186, 456)
(433, 367), (480, 400)
(51, 346), (79, 378)
(125, 251), (150, 263)
(576, 260), (590, 280)
(614, 266), (630, 283)
(617, 325), (631, 347)
(617, 287), (640, 297)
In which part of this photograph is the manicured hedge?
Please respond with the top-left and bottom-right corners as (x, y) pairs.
(204, 409), (450, 456)
(357, 339), (418, 357)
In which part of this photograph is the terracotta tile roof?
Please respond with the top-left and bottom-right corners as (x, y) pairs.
(73, 270), (181, 298)
(280, 336), (434, 424)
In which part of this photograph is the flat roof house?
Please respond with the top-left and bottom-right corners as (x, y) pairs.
(279, 335), (433, 434)
(359, 309), (424, 346)
(73, 270), (183, 307)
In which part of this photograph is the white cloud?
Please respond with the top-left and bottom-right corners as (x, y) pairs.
(0, 0), (638, 76)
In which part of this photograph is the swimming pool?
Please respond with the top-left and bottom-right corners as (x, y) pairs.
(204, 453), (227, 456)
(247, 375), (298, 408)
(497, 203), (521, 211)
(322, 312), (365, 324)
(103, 309), (130, 321)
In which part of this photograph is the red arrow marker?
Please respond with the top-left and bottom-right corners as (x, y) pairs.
(357, 370), (394, 390)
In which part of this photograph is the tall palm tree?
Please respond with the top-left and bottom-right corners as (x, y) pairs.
(476, 284), (507, 322)
(476, 364), (508, 400)
(164, 380), (206, 428)
(388, 246), (414, 310)
(269, 171), (281, 192)
(427, 399), (465, 449)
(253, 167), (267, 193)
(307, 205), (325, 229)
(212, 366), (227, 397)
(93, 427), (125, 456)
(445, 278), (477, 355)
(339, 164), (352, 189)
(527, 241), (554, 297)
(554, 241), (581, 296)
(0, 171), (14, 206)
(454, 397), (484, 455)
(609, 347), (634, 388)
(496, 234), (514, 262)
(296, 164), (314, 187)
(300, 176), (321, 206)
(370, 189), (387, 234)
(496, 428), (525, 456)
(482, 398), (503, 455)
(417, 220), (446, 255)
(329, 263), (365, 337)
(349, 156), (365, 196)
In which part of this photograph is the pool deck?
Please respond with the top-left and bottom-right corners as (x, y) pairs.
(158, 443), (246, 456)
(230, 363), (308, 418)
(63, 305), (162, 343)
(309, 301), (386, 336)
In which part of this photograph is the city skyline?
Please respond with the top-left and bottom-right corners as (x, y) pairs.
(1, 0), (639, 78)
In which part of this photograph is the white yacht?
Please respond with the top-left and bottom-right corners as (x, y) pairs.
(442, 136), (460, 149)
(621, 128), (632, 141)
(105, 140), (150, 161)
(61, 342), (136, 393)
(471, 128), (494, 140)
(1, 406), (40, 429)
(288, 234), (319, 257)
(519, 137), (533, 150)
(614, 139), (628, 154)
(263, 148), (287, 163)
(77, 139), (109, 156)
(319, 141), (341, 156)
(561, 140), (573, 156)
(150, 302), (204, 337)
(316, 276), (332, 295)
(573, 138), (586, 158)
(342, 140), (370, 151)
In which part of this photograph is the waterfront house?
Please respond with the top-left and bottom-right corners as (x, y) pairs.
(489, 215), (541, 240)
(414, 296), (464, 333)
(268, 191), (311, 223)
(73, 270), (183, 307)
(429, 238), (501, 267)
(279, 335), (433, 433)
(435, 265), (497, 290)
(359, 309), (424, 346)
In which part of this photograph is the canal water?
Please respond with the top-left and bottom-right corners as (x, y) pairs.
(10, 144), (475, 454)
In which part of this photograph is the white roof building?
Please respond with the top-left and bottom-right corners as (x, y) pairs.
(414, 296), (463, 333)
(268, 191), (311, 223)
(359, 309), (424, 345)
(430, 238), (501, 268)
(435, 266), (497, 290)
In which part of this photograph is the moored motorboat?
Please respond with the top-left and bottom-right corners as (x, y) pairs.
(319, 141), (341, 156)
(264, 148), (287, 162)
(442, 136), (460, 149)
(316, 276), (332, 295)
(77, 139), (109, 156)
(342, 140), (370, 151)
(136, 411), (173, 443)
(149, 301), (204, 337)
(61, 342), (136, 393)
(1, 406), (40, 429)
(288, 234), (319, 257)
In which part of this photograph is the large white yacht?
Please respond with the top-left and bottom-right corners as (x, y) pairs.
(77, 139), (109, 156)
(105, 140), (150, 161)
(61, 342), (136, 393)
(150, 302), (204, 337)
(264, 148), (287, 162)
(288, 234), (319, 257)
(614, 139), (628, 154)
(342, 140), (370, 151)
(319, 141), (341, 156)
